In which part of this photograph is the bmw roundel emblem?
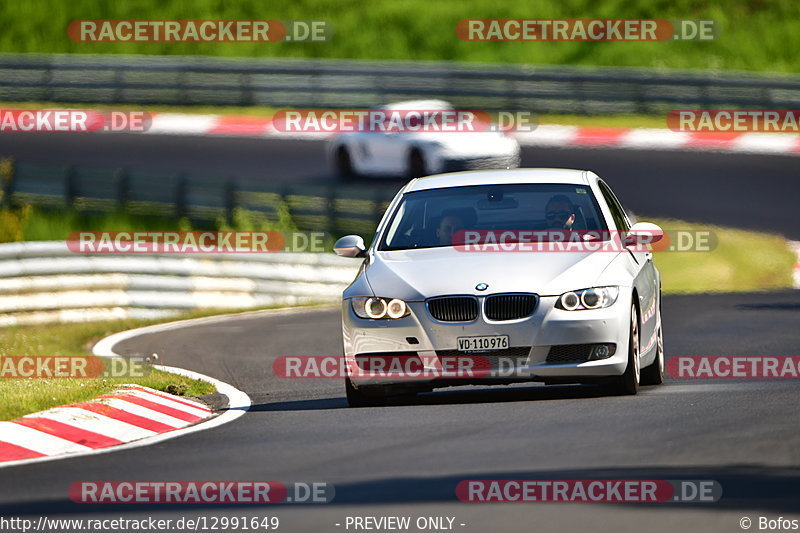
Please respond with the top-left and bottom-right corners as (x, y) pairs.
(475, 283), (489, 291)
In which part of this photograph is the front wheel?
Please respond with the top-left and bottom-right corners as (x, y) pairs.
(608, 302), (641, 395)
(640, 321), (664, 385)
(408, 149), (426, 178)
(345, 377), (384, 407)
(336, 147), (355, 180)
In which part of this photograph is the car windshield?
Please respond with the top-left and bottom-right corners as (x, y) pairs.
(380, 183), (608, 250)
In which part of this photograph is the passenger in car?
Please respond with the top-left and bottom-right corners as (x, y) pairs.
(435, 207), (477, 245)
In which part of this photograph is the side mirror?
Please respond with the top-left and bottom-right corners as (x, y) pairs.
(333, 235), (367, 258)
(625, 222), (664, 248)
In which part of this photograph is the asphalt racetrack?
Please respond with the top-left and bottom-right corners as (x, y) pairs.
(2, 132), (799, 239)
(0, 134), (798, 532)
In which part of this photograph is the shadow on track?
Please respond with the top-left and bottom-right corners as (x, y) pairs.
(5, 464), (798, 515)
(248, 383), (659, 412)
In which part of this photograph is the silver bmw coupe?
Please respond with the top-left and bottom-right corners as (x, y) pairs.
(334, 168), (665, 406)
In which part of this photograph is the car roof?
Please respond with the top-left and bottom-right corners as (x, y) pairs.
(403, 168), (593, 192)
(380, 99), (453, 111)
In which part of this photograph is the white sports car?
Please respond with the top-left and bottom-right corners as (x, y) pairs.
(327, 100), (521, 179)
(334, 168), (665, 406)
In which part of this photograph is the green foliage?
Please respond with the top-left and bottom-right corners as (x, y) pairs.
(218, 205), (298, 232)
(0, 203), (298, 242)
(0, 204), (31, 242)
(0, 0), (797, 72)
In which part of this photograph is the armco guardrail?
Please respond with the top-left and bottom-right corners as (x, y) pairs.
(2, 54), (800, 114)
(0, 241), (359, 326)
(1, 158), (398, 236)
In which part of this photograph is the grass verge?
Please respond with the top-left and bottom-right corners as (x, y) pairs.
(0, 204), (300, 244)
(650, 218), (795, 294)
(0, 0), (798, 73)
(0, 303), (331, 421)
(0, 317), (215, 420)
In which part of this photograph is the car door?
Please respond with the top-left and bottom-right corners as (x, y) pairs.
(598, 180), (659, 358)
(343, 132), (379, 174)
(365, 127), (407, 174)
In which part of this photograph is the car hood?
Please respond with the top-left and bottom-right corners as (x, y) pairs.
(363, 246), (623, 300)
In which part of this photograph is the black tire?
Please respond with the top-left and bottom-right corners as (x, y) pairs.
(344, 376), (385, 407)
(640, 321), (665, 386)
(408, 149), (426, 178)
(336, 147), (355, 180)
(609, 302), (641, 395)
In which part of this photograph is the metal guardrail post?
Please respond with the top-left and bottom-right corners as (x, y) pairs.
(175, 174), (188, 219)
(225, 178), (237, 225)
(0, 157), (14, 207)
(116, 168), (130, 208)
(113, 68), (124, 103)
(326, 187), (337, 235)
(65, 165), (77, 208)
(372, 190), (384, 227)
(280, 185), (291, 221)
(241, 73), (254, 107)
(43, 61), (53, 102)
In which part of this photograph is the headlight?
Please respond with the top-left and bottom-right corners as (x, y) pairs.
(352, 297), (411, 319)
(555, 287), (619, 311)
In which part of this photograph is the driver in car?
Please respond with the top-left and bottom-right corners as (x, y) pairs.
(545, 195), (577, 230)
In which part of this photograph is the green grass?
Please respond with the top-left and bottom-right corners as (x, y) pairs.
(650, 218), (796, 294)
(0, 303), (331, 420)
(0, 317), (216, 420)
(0, 204), (302, 243)
(0, 0), (798, 73)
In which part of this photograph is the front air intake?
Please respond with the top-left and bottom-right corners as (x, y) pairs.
(484, 293), (538, 321)
(427, 296), (479, 322)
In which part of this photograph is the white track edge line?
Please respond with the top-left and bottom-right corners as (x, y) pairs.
(0, 306), (298, 468)
(92, 304), (335, 357)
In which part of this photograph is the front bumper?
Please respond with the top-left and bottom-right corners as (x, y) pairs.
(342, 292), (632, 389)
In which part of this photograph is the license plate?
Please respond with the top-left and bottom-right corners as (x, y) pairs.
(457, 335), (509, 352)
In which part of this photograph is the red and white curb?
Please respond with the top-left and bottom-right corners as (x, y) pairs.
(514, 125), (800, 155)
(142, 113), (800, 156)
(0, 313), (257, 469)
(0, 385), (212, 464)
(789, 241), (800, 289)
